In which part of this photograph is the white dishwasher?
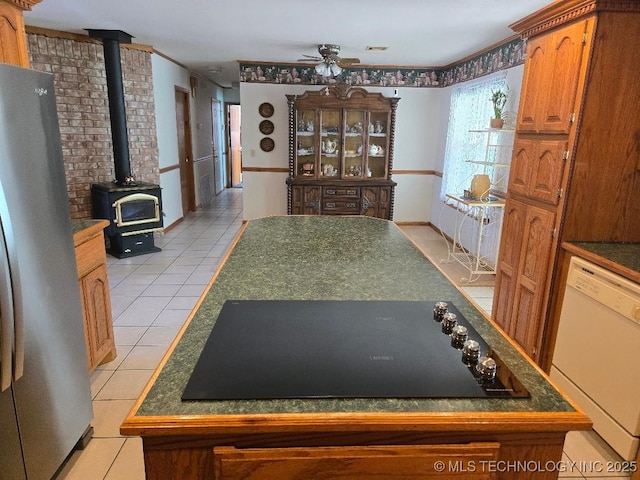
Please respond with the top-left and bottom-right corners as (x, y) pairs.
(551, 256), (640, 461)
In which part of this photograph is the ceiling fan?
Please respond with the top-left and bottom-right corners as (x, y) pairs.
(298, 44), (360, 77)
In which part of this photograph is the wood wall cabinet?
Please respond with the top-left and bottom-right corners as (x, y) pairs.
(493, 1), (640, 368)
(0, 0), (41, 67)
(286, 85), (398, 220)
(73, 220), (116, 371)
(516, 19), (589, 134)
(508, 137), (569, 205)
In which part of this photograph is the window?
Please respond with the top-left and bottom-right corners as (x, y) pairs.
(440, 74), (510, 199)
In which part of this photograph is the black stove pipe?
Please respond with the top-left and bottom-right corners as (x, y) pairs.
(87, 29), (135, 186)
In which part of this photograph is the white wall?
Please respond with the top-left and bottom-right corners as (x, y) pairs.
(152, 54), (189, 228)
(391, 86), (447, 222)
(239, 82), (304, 220)
(151, 54), (226, 228)
(239, 82), (447, 222)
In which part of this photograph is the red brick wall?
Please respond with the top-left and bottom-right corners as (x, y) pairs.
(27, 32), (159, 219)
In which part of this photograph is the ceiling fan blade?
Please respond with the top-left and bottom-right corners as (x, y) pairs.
(299, 54), (322, 60)
(337, 57), (361, 66)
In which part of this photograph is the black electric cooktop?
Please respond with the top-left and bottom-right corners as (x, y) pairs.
(182, 300), (529, 401)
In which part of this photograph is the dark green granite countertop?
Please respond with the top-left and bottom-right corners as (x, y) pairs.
(71, 218), (107, 235)
(134, 216), (576, 417)
(70, 218), (109, 246)
(566, 242), (640, 280)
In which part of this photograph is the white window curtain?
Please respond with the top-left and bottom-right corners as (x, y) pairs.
(440, 73), (507, 199)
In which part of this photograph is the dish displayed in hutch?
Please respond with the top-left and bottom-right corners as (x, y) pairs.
(286, 85), (399, 220)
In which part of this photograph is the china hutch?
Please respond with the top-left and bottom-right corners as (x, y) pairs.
(492, 0), (640, 369)
(286, 85), (399, 220)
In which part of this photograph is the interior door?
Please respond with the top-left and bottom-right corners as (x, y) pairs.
(175, 88), (195, 214)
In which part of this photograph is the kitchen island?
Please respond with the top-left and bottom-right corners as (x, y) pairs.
(121, 216), (590, 480)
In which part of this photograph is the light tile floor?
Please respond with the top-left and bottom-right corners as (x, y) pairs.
(55, 189), (632, 479)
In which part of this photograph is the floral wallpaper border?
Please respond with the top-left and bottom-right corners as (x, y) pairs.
(239, 38), (525, 88)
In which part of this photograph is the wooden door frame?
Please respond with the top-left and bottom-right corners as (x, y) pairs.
(225, 102), (241, 188)
(210, 98), (224, 195)
(175, 87), (196, 214)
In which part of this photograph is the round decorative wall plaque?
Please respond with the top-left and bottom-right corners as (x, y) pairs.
(260, 137), (275, 152)
(259, 119), (274, 135)
(258, 102), (274, 118)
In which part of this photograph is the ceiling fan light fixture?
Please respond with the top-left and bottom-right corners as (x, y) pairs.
(315, 59), (341, 78)
(315, 62), (328, 76)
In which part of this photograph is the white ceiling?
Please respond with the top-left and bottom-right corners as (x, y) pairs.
(24, 0), (551, 88)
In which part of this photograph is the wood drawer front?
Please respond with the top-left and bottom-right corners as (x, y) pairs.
(323, 200), (360, 214)
(214, 443), (500, 480)
(323, 186), (360, 198)
(75, 234), (107, 277)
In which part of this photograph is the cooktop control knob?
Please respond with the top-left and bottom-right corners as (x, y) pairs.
(450, 325), (468, 348)
(476, 356), (497, 382)
(441, 312), (457, 334)
(462, 339), (480, 365)
(433, 302), (448, 321)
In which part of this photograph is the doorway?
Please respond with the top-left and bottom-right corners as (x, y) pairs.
(175, 87), (196, 214)
(226, 103), (242, 188)
(211, 98), (225, 195)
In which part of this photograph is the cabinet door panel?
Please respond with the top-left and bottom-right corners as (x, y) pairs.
(361, 186), (379, 217)
(320, 109), (343, 178)
(302, 186), (321, 214)
(377, 186), (392, 220)
(493, 265), (516, 333)
(528, 139), (567, 205)
(516, 20), (589, 134)
(294, 109), (318, 177)
(492, 199), (527, 332)
(517, 36), (548, 133)
(508, 139), (535, 197)
(540, 21), (588, 134)
(511, 205), (555, 359)
(81, 264), (115, 370)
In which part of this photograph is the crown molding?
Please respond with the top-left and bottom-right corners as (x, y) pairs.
(3, 0), (42, 11)
(511, 0), (640, 38)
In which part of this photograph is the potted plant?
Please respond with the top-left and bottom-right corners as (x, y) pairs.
(490, 87), (508, 128)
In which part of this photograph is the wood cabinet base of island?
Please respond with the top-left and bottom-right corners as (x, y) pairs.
(128, 418), (578, 480)
(73, 220), (116, 371)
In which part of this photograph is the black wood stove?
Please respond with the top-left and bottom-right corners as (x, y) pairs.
(91, 182), (163, 258)
(88, 29), (163, 258)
